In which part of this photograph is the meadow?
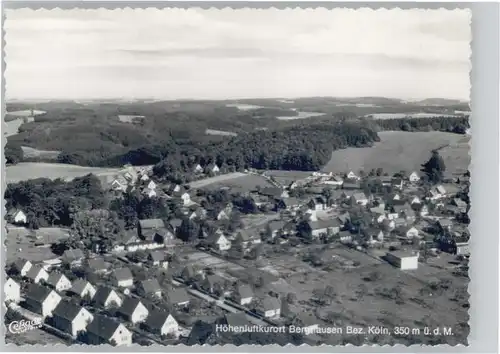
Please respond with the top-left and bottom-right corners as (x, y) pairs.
(322, 131), (470, 175)
(6, 162), (123, 183)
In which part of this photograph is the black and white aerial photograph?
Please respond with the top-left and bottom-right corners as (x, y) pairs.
(3, 8), (471, 347)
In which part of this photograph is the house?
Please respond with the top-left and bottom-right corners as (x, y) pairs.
(255, 297), (281, 318)
(111, 178), (127, 192)
(118, 297), (149, 324)
(342, 181), (361, 190)
(220, 312), (251, 327)
(86, 314), (132, 346)
(139, 173), (150, 182)
(363, 228), (384, 243)
(62, 249), (85, 266)
(400, 226), (419, 239)
(69, 279), (97, 300)
(409, 171), (420, 183)
(324, 175), (344, 187)
(205, 163), (220, 174)
(189, 207), (207, 220)
(87, 258), (108, 274)
(309, 219), (342, 238)
(385, 251), (419, 270)
(169, 218), (183, 234)
(180, 192), (192, 206)
(12, 259), (33, 276)
(193, 164), (204, 173)
(137, 279), (162, 298)
(146, 180), (156, 190)
(166, 288), (190, 307)
(25, 265), (49, 284)
(452, 198), (468, 212)
(308, 197), (327, 211)
(419, 204), (429, 217)
(93, 287), (123, 308)
(46, 273), (72, 292)
(180, 265), (196, 282)
(24, 284), (62, 317)
(7, 209), (27, 224)
(143, 310), (179, 336)
(346, 171), (360, 180)
(206, 233), (231, 252)
(380, 176), (393, 186)
(216, 209), (230, 221)
(51, 301), (94, 336)
(403, 207), (416, 222)
(234, 230), (261, 249)
(232, 284), (254, 305)
(410, 196), (421, 205)
(336, 230), (353, 243)
(148, 251), (169, 268)
(382, 219), (396, 231)
(138, 219), (168, 243)
(352, 192), (369, 206)
(436, 185), (447, 195)
(142, 188), (157, 198)
(4, 278), (21, 304)
(275, 197), (300, 211)
(394, 218), (407, 227)
(392, 178), (404, 190)
(113, 268), (134, 288)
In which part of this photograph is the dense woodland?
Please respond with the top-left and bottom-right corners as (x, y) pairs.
(5, 100), (469, 172)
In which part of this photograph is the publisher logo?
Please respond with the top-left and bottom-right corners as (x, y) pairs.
(8, 319), (43, 334)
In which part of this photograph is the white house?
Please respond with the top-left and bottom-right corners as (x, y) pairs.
(111, 179), (127, 192)
(25, 266), (49, 284)
(13, 259), (33, 276)
(346, 171), (360, 180)
(52, 301), (94, 336)
(180, 192), (191, 206)
(255, 297), (281, 318)
(208, 234), (232, 252)
(205, 163), (220, 174)
(193, 164), (204, 173)
(46, 273), (72, 292)
(140, 174), (150, 182)
(9, 209), (27, 224)
(93, 287), (123, 308)
(118, 297), (149, 324)
(232, 285), (254, 306)
(24, 284), (62, 318)
(409, 172), (420, 183)
(86, 315), (132, 346)
(386, 251), (419, 270)
(352, 192), (369, 206)
(147, 180), (157, 190)
(144, 311), (179, 336)
(142, 188), (157, 198)
(420, 205), (429, 216)
(113, 268), (134, 288)
(410, 196), (421, 205)
(4, 278), (21, 304)
(69, 279), (97, 300)
(405, 227), (420, 239)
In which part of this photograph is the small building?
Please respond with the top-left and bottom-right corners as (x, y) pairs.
(308, 197), (327, 211)
(4, 278), (21, 304)
(7, 209), (27, 224)
(93, 287), (123, 308)
(25, 265), (49, 284)
(137, 279), (162, 298)
(232, 284), (254, 305)
(51, 301), (94, 337)
(275, 197), (300, 211)
(409, 172), (420, 183)
(309, 219), (342, 238)
(205, 163), (220, 174)
(46, 273), (72, 292)
(180, 192), (192, 206)
(166, 288), (190, 308)
(113, 268), (134, 288)
(138, 219), (168, 243)
(142, 188), (157, 198)
(342, 181), (361, 190)
(201, 275), (226, 295)
(346, 171), (360, 180)
(86, 314), (132, 346)
(410, 196), (421, 205)
(62, 249), (85, 266)
(352, 192), (369, 206)
(69, 279), (97, 300)
(385, 251), (419, 270)
(143, 310), (179, 336)
(193, 164), (204, 174)
(266, 220), (287, 239)
(255, 297), (281, 318)
(12, 259), (33, 277)
(24, 284), (62, 318)
(87, 258), (108, 274)
(118, 297), (149, 324)
(437, 219), (453, 232)
(148, 251), (169, 269)
(206, 233), (232, 252)
(259, 187), (289, 199)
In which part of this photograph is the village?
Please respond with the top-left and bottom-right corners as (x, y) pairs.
(4, 162), (471, 346)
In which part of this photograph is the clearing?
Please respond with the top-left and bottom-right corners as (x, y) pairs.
(197, 173), (274, 192)
(4, 227), (66, 263)
(205, 129), (238, 137)
(21, 146), (60, 160)
(323, 131), (470, 175)
(6, 162), (122, 184)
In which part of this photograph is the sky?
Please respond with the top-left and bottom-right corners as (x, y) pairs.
(5, 8), (471, 101)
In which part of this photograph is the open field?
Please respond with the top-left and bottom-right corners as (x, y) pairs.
(323, 131), (470, 175)
(4, 117), (35, 137)
(6, 110), (47, 118)
(4, 228), (62, 263)
(6, 162), (123, 183)
(117, 114), (145, 123)
(21, 146), (60, 160)
(261, 245), (468, 345)
(195, 173), (274, 191)
(368, 113), (460, 119)
(264, 170), (312, 185)
(205, 129), (238, 137)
